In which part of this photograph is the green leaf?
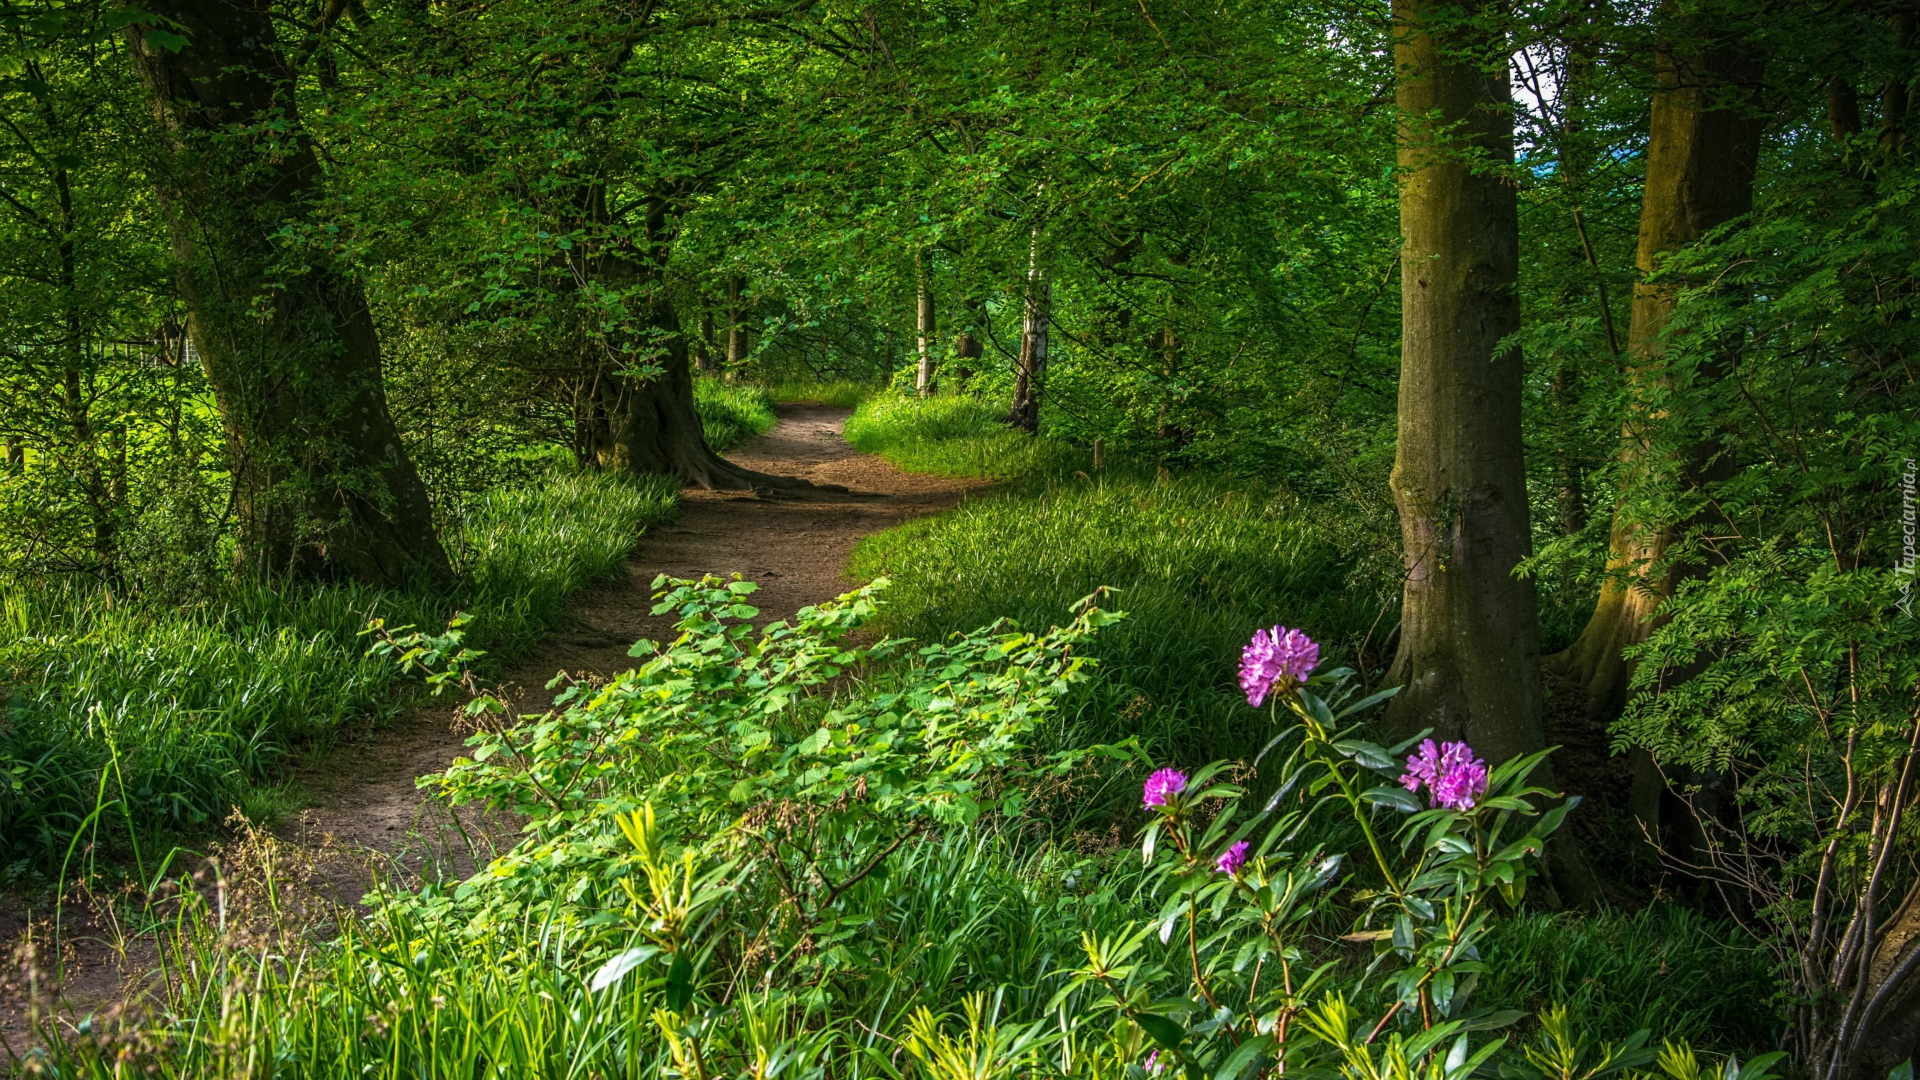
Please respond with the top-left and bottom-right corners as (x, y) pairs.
(664, 951), (694, 1011)
(1213, 1034), (1275, 1080)
(1363, 784), (1422, 813)
(1135, 1013), (1186, 1050)
(143, 28), (189, 51)
(588, 945), (660, 993)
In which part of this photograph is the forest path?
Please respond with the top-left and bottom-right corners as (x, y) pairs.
(1, 405), (980, 1057)
(293, 404), (983, 895)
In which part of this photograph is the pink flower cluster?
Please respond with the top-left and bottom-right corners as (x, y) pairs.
(1399, 739), (1489, 811)
(1142, 768), (1188, 808)
(1215, 840), (1250, 876)
(1239, 625), (1319, 707)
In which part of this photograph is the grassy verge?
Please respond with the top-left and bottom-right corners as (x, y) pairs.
(0, 473), (677, 877)
(694, 378), (778, 452)
(845, 392), (1387, 766)
(763, 377), (874, 408)
(844, 392), (1086, 481)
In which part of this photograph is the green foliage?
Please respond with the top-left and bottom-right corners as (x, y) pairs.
(0, 473), (676, 875)
(32, 581), (1771, 1079)
(420, 574), (1122, 929)
(692, 378), (777, 453)
(848, 437), (1386, 768)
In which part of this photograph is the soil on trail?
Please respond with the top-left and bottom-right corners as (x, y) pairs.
(1, 404), (978, 1054)
(292, 405), (978, 891)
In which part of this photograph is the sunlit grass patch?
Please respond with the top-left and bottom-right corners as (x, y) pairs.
(762, 377), (874, 408)
(844, 391), (1087, 481)
(694, 377), (778, 452)
(0, 473), (677, 873)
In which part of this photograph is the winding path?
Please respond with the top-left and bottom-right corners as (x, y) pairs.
(1, 404), (978, 1053)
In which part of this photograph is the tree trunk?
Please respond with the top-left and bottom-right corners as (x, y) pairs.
(126, 0), (449, 587)
(1007, 239), (1049, 434)
(587, 292), (818, 492)
(951, 298), (984, 390)
(694, 310), (715, 372)
(726, 276), (746, 368)
(1547, 23), (1763, 760)
(1381, 0), (1542, 769)
(1835, 881), (1920, 1080)
(915, 250), (937, 397)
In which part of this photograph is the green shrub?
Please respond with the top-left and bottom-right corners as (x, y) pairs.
(35, 584), (1778, 1077)
(693, 377), (778, 452)
(0, 473), (677, 875)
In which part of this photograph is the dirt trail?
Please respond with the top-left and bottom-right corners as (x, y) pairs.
(2, 404), (978, 1053)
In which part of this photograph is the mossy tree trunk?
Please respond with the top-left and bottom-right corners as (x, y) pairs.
(127, 0), (450, 587)
(1547, 21), (1763, 806)
(1381, 0), (1541, 768)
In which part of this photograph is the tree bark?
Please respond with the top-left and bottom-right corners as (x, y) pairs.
(1007, 238), (1049, 434)
(951, 298), (984, 390)
(126, 0), (449, 587)
(1381, 0), (1542, 768)
(589, 301), (744, 487)
(1839, 881), (1920, 1080)
(694, 310), (715, 372)
(1547, 22), (1763, 756)
(726, 276), (746, 368)
(915, 250), (937, 397)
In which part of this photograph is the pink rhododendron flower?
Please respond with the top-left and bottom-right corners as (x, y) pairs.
(1143, 768), (1189, 808)
(1215, 840), (1251, 876)
(1399, 739), (1489, 811)
(1239, 625), (1320, 707)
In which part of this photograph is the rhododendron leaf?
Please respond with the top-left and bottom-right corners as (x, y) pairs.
(663, 951), (694, 1011)
(1213, 1033), (1275, 1080)
(1333, 739), (1394, 771)
(1363, 784), (1422, 813)
(587, 945), (661, 993)
(1135, 1012), (1186, 1050)
(1333, 686), (1400, 720)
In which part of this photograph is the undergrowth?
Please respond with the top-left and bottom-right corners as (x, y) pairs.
(694, 378), (779, 452)
(844, 393), (1087, 481)
(22, 579), (1780, 1076)
(847, 392), (1391, 770)
(764, 377), (873, 408)
(0, 473), (677, 878)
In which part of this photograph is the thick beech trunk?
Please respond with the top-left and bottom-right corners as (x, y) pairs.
(915, 250), (937, 397)
(586, 294), (818, 492)
(1548, 28), (1762, 762)
(1007, 242), (1049, 434)
(1381, 0), (1541, 768)
(127, 0), (449, 587)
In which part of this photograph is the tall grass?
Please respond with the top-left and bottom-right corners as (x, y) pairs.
(0, 474), (677, 875)
(845, 392), (1387, 766)
(29, 826), (1775, 1076)
(693, 377), (778, 452)
(763, 377), (873, 408)
(844, 393), (1087, 481)
(1477, 906), (1780, 1051)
